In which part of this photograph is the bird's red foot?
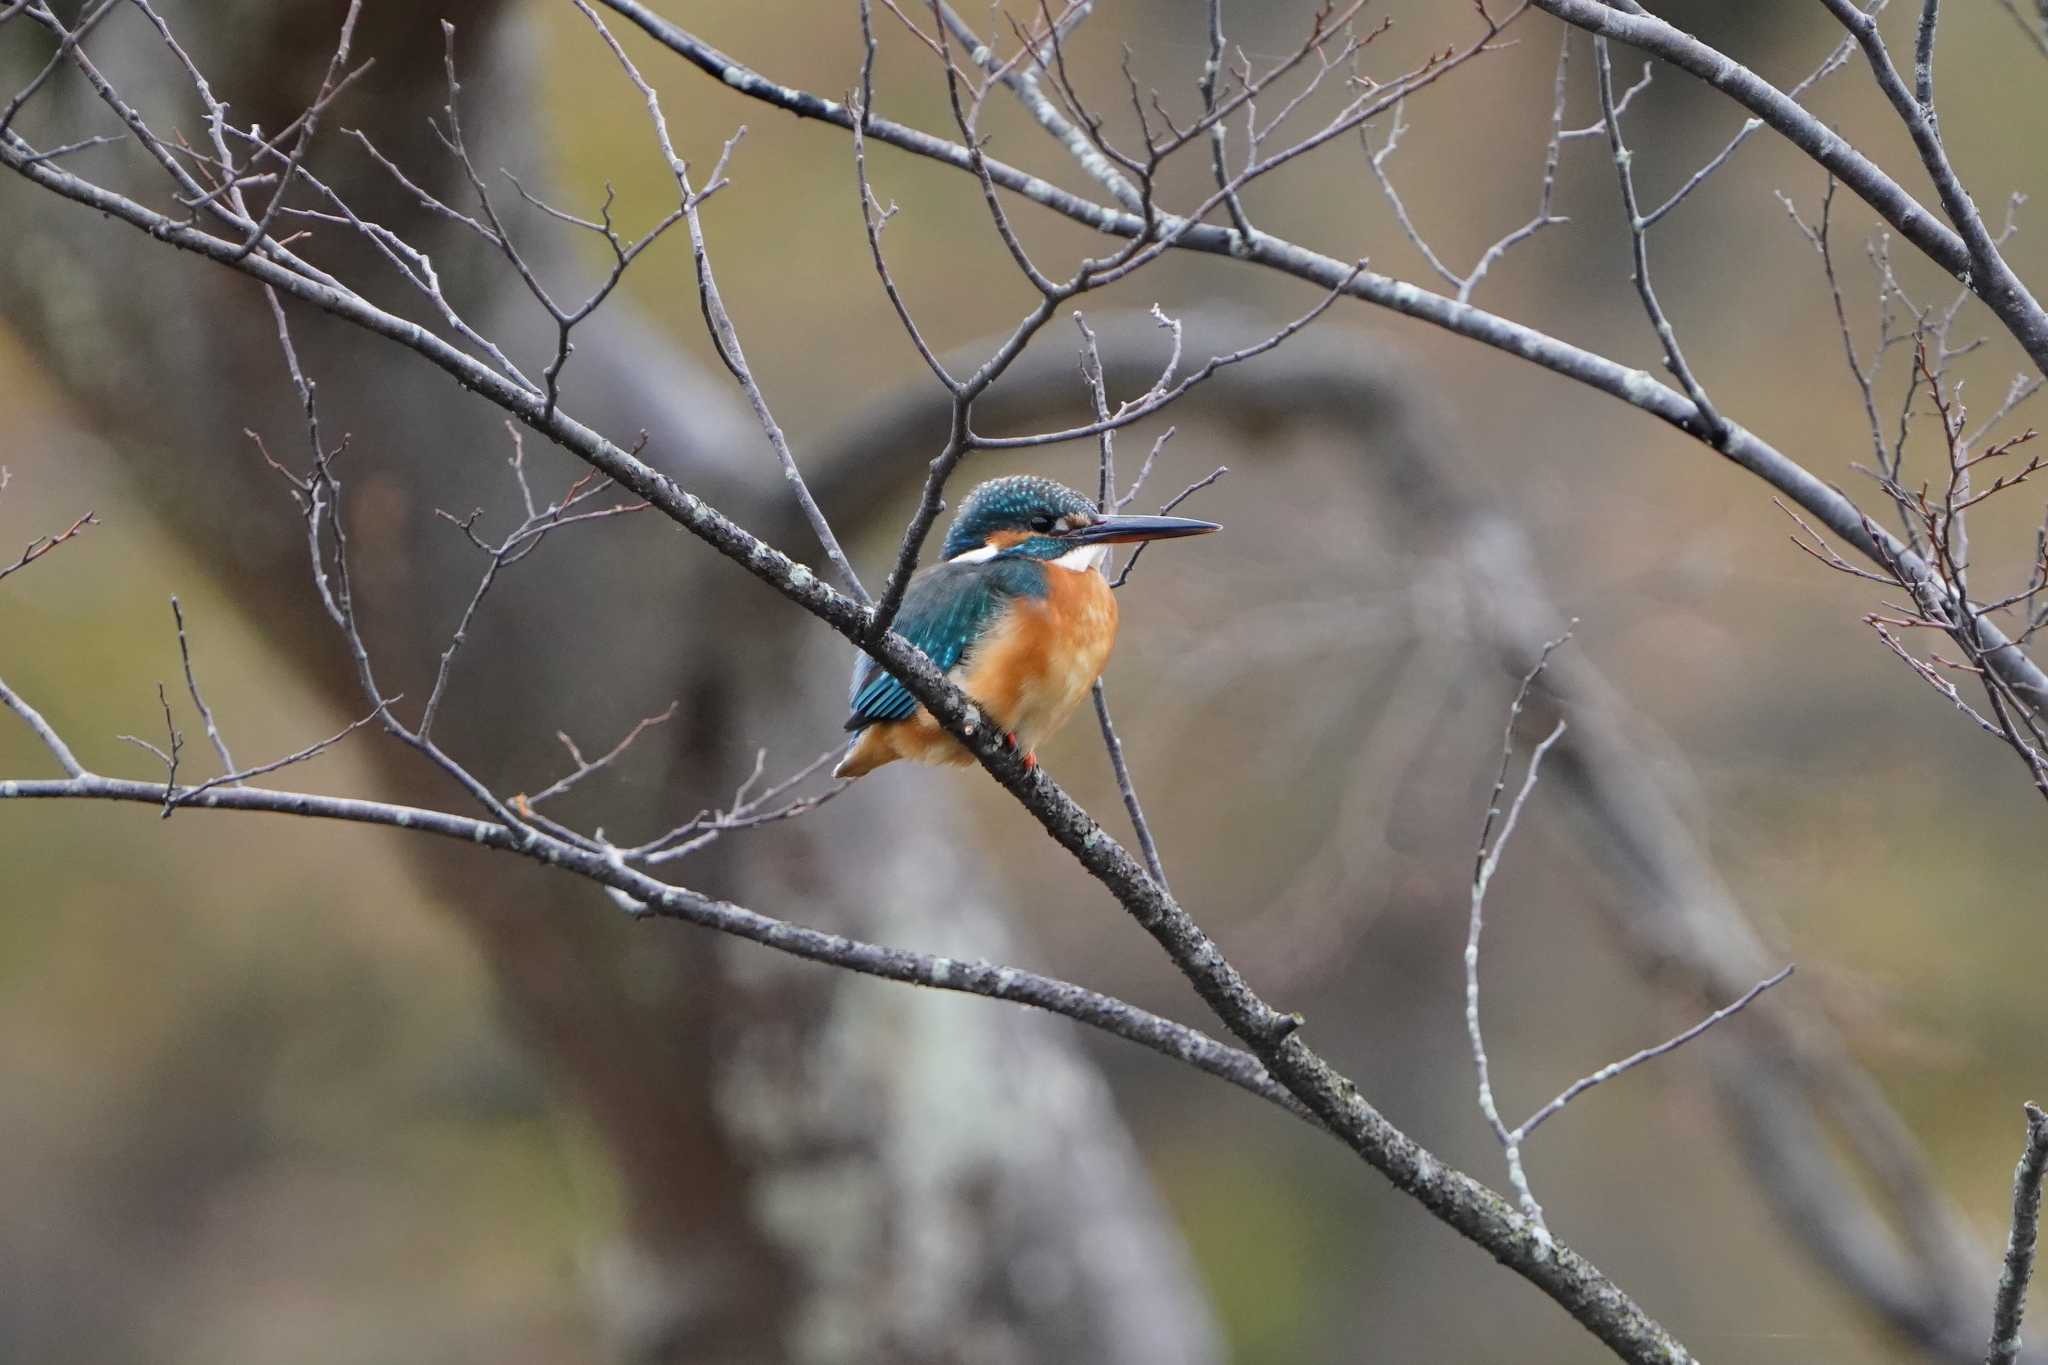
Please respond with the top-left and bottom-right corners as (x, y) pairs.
(1023, 751), (1038, 772)
(999, 731), (1038, 771)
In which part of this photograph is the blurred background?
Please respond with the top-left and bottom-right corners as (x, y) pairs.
(3, 1), (2047, 1362)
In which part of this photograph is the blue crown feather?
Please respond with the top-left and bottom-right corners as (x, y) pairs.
(939, 476), (1100, 561)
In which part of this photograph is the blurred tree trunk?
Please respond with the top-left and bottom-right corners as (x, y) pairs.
(0, 4), (1219, 1362)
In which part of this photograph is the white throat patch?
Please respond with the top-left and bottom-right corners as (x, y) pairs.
(1052, 543), (1108, 573)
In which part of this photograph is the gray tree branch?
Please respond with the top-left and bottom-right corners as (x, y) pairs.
(586, 0), (2048, 724)
(812, 311), (2034, 1362)
(1990, 1103), (2048, 1365)
(0, 20), (1707, 1364)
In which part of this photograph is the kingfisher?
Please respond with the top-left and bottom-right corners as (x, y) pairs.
(834, 475), (1219, 779)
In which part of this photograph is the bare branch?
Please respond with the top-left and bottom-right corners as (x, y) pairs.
(1594, 38), (1725, 441)
(1515, 965), (1796, 1142)
(0, 0), (119, 141)
(1363, 35), (1570, 306)
(166, 703), (385, 815)
(1913, 0), (1940, 120)
(1536, 0), (2048, 375)
(633, 746), (847, 865)
(0, 507), (96, 585)
(1989, 1103), (2048, 1365)
(565, 0), (864, 599)
(117, 682), (184, 811)
(1092, 681), (1168, 891)
(10, 131), (118, 168)
(168, 596), (236, 777)
(224, 1), (364, 264)
(1778, 176), (1928, 553)
(938, 0), (1140, 212)
(1466, 646), (1571, 1233)
(853, 1), (956, 389)
(524, 702), (680, 808)
(13, 8), (1955, 1354)
(1640, 22), (1864, 229)
(972, 271), (1362, 450)
(0, 764), (1299, 1121)
(421, 452), (650, 742)
(565, 1), (2048, 728)
(1463, 629), (1796, 1246)
(8, 105), (1700, 1344)
(0, 673), (83, 777)
(1114, 426), (1177, 513)
(1110, 464), (1227, 589)
(1199, 0), (1255, 241)
(1816, 0), (2048, 373)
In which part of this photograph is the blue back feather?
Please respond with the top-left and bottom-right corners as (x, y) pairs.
(845, 557), (1049, 729)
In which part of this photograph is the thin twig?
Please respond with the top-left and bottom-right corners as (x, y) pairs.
(571, 1), (871, 602)
(1467, 699), (1569, 1233)
(1638, 21), (1864, 229)
(634, 745), (846, 864)
(853, 0), (955, 388)
(1093, 681), (1168, 891)
(166, 703), (385, 815)
(118, 682), (184, 812)
(1594, 38), (1724, 441)
(225, 1), (363, 263)
(169, 597), (236, 777)
(1515, 965), (1796, 1141)
(0, 509), (97, 585)
(1111, 465), (1226, 589)
(524, 702), (680, 807)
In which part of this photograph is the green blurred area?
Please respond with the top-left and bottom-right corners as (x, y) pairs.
(5, 2), (2048, 1362)
(0, 331), (620, 1362)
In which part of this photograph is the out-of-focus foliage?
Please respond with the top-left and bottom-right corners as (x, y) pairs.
(0, 335), (617, 1362)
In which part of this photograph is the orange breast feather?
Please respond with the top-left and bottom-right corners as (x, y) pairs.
(960, 563), (1119, 755)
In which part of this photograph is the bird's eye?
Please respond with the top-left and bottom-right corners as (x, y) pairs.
(1029, 514), (1055, 533)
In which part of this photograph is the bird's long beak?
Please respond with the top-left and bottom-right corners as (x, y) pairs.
(1064, 512), (1221, 545)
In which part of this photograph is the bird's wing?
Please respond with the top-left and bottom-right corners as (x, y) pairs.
(844, 558), (1046, 730)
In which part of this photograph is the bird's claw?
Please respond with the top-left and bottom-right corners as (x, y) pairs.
(998, 730), (1038, 771)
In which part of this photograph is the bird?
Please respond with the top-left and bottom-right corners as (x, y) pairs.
(834, 475), (1219, 779)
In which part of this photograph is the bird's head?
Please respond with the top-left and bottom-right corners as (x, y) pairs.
(939, 475), (1219, 566)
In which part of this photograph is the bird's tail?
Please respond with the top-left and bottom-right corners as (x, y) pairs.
(833, 727), (889, 780)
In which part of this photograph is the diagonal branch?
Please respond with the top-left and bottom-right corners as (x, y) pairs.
(1989, 1103), (2048, 1365)
(1516, 965), (1796, 1145)
(0, 507), (96, 584)
(0, 68), (1710, 1365)
(575, 1), (2048, 723)
(566, 0), (865, 600)
(1531, 0), (2048, 377)
(0, 765), (1301, 1121)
